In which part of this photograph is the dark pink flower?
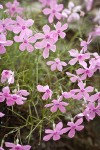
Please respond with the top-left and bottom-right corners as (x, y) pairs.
(43, 1), (63, 23)
(43, 122), (67, 141)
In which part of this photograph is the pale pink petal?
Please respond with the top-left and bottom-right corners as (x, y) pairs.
(68, 129), (75, 138)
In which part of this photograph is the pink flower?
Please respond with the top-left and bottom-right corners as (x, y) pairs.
(80, 35), (92, 53)
(0, 112), (5, 117)
(13, 16), (34, 38)
(37, 85), (52, 100)
(6, 93), (27, 106)
(5, 0), (23, 17)
(0, 18), (14, 33)
(83, 102), (100, 121)
(35, 41), (56, 59)
(68, 49), (90, 67)
(62, 2), (82, 23)
(14, 34), (36, 52)
(0, 86), (11, 103)
(76, 65), (94, 80)
(0, 33), (13, 54)
(52, 21), (68, 42)
(35, 24), (55, 45)
(5, 142), (31, 150)
(43, 122), (67, 141)
(1, 70), (14, 84)
(0, 4), (3, 9)
(85, 0), (94, 11)
(43, 1), (63, 23)
(47, 58), (67, 71)
(66, 118), (84, 138)
(45, 96), (69, 113)
(71, 81), (94, 100)
(66, 72), (81, 83)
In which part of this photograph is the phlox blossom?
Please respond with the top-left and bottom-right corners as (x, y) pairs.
(47, 58), (67, 71)
(68, 49), (90, 67)
(71, 81), (94, 100)
(45, 96), (69, 113)
(5, 0), (23, 17)
(0, 86), (11, 103)
(1, 70), (14, 84)
(5, 142), (31, 150)
(37, 85), (52, 100)
(52, 21), (68, 42)
(66, 118), (84, 138)
(76, 65), (94, 80)
(14, 34), (36, 52)
(43, 122), (67, 141)
(13, 16), (34, 38)
(43, 0), (63, 23)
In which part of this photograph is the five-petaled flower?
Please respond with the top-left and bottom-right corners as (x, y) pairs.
(43, 1), (63, 23)
(66, 118), (84, 138)
(68, 49), (90, 67)
(14, 34), (36, 52)
(43, 122), (67, 141)
(45, 96), (69, 113)
(47, 58), (67, 71)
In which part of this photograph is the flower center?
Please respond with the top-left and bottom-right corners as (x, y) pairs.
(52, 9), (56, 13)
(24, 40), (27, 43)
(86, 70), (89, 74)
(22, 26), (26, 30)
(45, 35), (50, 39)
(12, 7), (16, 11)
(78, 55), (83, 60)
